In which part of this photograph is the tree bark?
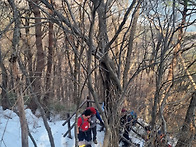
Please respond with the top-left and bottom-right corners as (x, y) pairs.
(29, 0), (45, 113)
(0, 36), (9, 110)
(8, 0), (29, 146)
(43, 0), (54, 119)
(175, 91), (196, 147)
(18, 84), (29, 147)
(24, 11), (33, 89)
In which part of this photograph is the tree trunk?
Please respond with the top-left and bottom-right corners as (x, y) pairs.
(175, 91), (196, 147)
(8, 1), (29, 146)
(123, 4), (140, 88)
(0, 36), (9, 110)
(29, 0), (45, 113)
(24, 11), (33, 90)
(18, 84), (29, 147)
(43, 0), (54, 119)
(18, 56), (55, 147)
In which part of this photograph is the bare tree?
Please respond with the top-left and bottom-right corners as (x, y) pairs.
(0, 0), (195, 146)
(176, 91), (196, 147)
(28, 0), (45, 113)
(8, 0), (29, 146)
(43, 0), (54, 119)
(141, 0), (196, 146)
(38, 0), (144, 146)
(0, 1), (10, 109)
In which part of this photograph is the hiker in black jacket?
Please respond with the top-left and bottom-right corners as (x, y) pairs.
(120, 108), (132, 147)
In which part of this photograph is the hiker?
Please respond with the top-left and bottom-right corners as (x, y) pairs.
(120, 108), (132, 147)
(128, 110), (137, 126)
(77, 109), (92, 147)
(144, 126), (151, 141)
(86, 106), (104, 144)
(155, 130), (172, 147)
(144, 125), (156, 147)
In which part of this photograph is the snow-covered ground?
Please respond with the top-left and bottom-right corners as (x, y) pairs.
(0, 107), (144, 147)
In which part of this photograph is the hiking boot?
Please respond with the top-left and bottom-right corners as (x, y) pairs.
(93, 139), (98, 144)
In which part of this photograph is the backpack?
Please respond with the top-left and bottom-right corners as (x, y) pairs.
(79, 116), (89, 132)
(127, 110), (137, 126)
(89, 115), (96, 126)
(130, 110), (137, 119)
(128, 110), (137, 121)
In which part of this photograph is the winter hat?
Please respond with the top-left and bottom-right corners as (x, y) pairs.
(87, 107), (96, 114)
(121, 108), (127, 113)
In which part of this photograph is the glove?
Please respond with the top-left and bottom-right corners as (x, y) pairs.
(99, 126), (104, 132)
(100, 121), (104, 126)
(99, 123), (105, 132)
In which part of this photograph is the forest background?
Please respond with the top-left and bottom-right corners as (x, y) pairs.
(0, 0), (195, 147)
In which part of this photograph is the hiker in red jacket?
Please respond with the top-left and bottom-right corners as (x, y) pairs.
(77, 109), (92, 147)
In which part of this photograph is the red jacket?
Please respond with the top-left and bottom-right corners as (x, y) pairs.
(77, 116), (90, 131)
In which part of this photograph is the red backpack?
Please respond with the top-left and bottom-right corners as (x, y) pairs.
(79, 116), (90, 131)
